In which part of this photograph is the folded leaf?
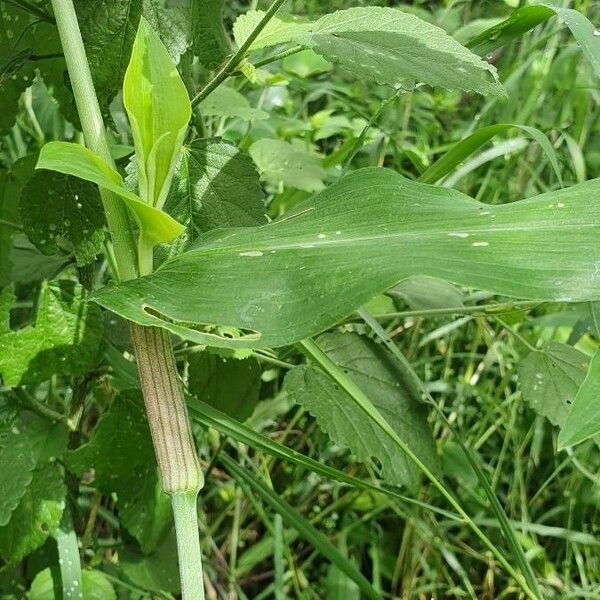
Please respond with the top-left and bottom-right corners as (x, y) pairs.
(293, 7), (504, 96)
(123, 17), (191, 208)
(37, 141), (184, 245)
(92, 168), (600, 349)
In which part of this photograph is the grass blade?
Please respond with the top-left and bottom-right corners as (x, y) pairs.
(220, 454), (380, 600)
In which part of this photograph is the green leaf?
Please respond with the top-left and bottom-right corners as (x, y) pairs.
(389, 276), (464, 311)
(558, 349), (600, 448)
(222, 454), (379, 600)
(548, 6), (600, 79)
(249, 139), (325, 192)
(20, 170), (105, 267)
(233, 10), (313, 52)
(188, 352), (261, 421)
(419, 124), (563, 186)
(119, 529), (180, 593)
(75, 0), (144, 111)
(37, 142), (184, 245)
(466, 6), (555, 57)
(519, 342), (589, 427)
(28, 568), (116, 600)
(467, 5), (600, 78)
(282, 49), (332, 78)
(284, 332), (438, 487)
(0, 463), (66, 564)
(92, 168), (600, 350)
(164, 138), (266, 253)
(199, 85), (269, 121)
(0, 3), (63, 134)
(123, 17), (191, 208)
(0, 415), (67, 527)
(0, 282), (103, 386)
(189, 0), (230, 69)
(293, 7), (504, 96)
(0, 172), (20, 287)
(66, 391), (172, 552)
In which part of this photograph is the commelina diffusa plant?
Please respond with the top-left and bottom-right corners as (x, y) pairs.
(1, 0), (600, 598)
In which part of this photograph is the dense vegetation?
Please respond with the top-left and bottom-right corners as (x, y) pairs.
(1, 0), (599, 598)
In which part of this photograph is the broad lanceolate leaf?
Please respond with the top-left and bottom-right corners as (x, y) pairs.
(293, 7), (504, 96)
(249, 139), (325, 192)
(199, 86), (269, 121)
(233, 10), (313, 51)
(0, 283), (103, 386)
(37, 142), (184, 245)
(124, 18), (191, 208)
(519, 342), (589, 427)
(285, 332), (438, 488)
(558, 349), (600, 448)
(93, 168), (600, 350)
(20, 170), (105, 266)
(66, 391), (172, 552)
(188, 352), (261, 421)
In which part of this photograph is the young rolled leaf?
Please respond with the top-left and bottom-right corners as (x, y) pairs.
(123, 17), (191, 208)
(36, 141), (184, 245)
(92, 168), (600, 349)
(292, 7), (504, 96)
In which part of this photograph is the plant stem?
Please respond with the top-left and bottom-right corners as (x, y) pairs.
(129, 325), (203, 493)
(50, 2), (206, 597)
(50, 0), (137, 282)
(191, 0), (288, 108)
(172, 492), (206, 600)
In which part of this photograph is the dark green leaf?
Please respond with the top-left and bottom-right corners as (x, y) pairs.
(0, 282), (103, 386)
(0, 415), (67, 527)
(164, 138), (266, 254)
(0, 463), (66, 564)
(188, 352), (261, 421)
(66, 391), (172, 552)
(519, 342), (589, 427)
(294, 7), (504, 96)
(119, 529), (180, 593)
(20, 171), (105, 266)
(188, 0), (230, 69)
(284, 332), (438, 487)
(0, 171), (20, 287)
(92, 169), (600, 350)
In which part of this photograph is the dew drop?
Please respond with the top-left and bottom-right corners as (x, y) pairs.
(593, 28), (600, 37)
(239, 250), (263, 257)
(472, 241), (489, 247)
(448, 232), (469, 238)
(317, 233), (326, 239)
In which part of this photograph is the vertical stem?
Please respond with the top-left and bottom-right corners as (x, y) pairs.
(50, 2), (206, 598)
(172, 492), (206, 600)
(51, 0), (137, 282)
(129, 325), (203, 493)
